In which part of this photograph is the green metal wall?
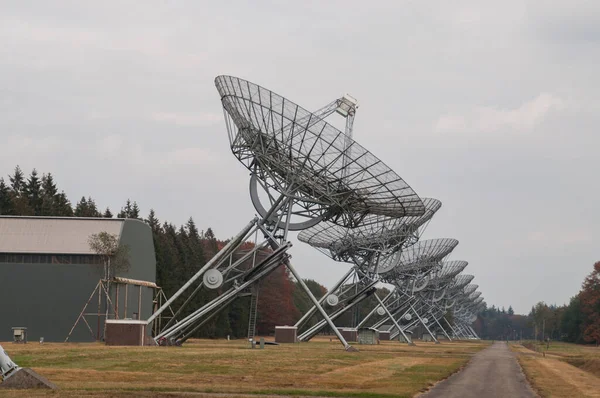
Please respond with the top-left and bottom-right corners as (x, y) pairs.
(0, 219), (156, 342)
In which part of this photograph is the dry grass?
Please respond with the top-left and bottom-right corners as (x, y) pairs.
(513, 342), (600, 398)
(0, 337), (489, 398)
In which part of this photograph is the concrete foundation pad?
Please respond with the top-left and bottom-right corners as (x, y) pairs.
(1, 368), (58, 390)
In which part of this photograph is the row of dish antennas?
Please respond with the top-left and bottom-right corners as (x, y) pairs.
(147, 75), (483, 350)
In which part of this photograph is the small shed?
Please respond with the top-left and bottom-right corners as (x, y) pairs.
(275, 326), (297, 343)
(105, 320), (150, 346)
(358, 327), (379, 345)
(12, 327), (27, 344)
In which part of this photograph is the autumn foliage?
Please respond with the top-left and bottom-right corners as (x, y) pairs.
(580, 261), (600, 345)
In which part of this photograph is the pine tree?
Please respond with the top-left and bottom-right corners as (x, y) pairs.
(508, 306), (514, 316)
(103, 207), (113, 218)
(0, 178), (12, 215)
(146, 209), (160, 233)
(74, 196), (100, 217)
(204, 227), (219, 257)
(74, 197), (88, 217)
(118, 199), (133, 218)
(55, 192), (73, 216)
(131, 201), (140, 219)
(9, 165), (25, 194)
(24, 169), (42, 215)
(86, 197), (100, 217)
(40, 173), (58, 216)
(9, 165), (32, 215)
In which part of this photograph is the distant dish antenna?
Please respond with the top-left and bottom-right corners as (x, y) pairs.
(404, 313), (412, 321)
(203, 269), (223, 289)
(423, 317), (429, 324)
(326, 294), (339, 307)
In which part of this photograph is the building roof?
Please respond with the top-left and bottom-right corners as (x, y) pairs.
(0, 216), (125, 255)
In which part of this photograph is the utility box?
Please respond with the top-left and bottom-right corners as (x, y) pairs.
(338, 328), (358, 342)
(275, 326), (297, 343)
(105, 320), (148, 346)
(358, 328), (379, 345)
(12, 327), (27, 344)
(378, 330), (391, 341)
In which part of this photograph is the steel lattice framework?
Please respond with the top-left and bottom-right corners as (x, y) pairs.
(147, 76), (429, 351)
(353, 239), (461, 344)
(293, 198), (442, 343)
(144, 75), (486, 348)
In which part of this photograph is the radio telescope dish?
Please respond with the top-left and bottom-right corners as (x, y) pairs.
(435, 261), (468, 280)
(469, 291), (482, 300)
(452, 274), (474, 290)
(294, 199), (441, 342)
(297, 198), (442, 263)
(215, 75), (425, 229)
(463, 284), (479, 296)
(377, 238), (459, 278)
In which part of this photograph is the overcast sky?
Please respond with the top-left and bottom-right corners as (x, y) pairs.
(1, 1), (598, 314)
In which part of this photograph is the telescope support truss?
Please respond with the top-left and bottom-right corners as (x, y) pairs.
(149, 194), (357, 350)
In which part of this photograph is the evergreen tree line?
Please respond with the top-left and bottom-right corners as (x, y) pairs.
(475, 261), (600, 345)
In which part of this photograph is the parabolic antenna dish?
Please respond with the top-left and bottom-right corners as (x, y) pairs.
(451, 274), (474, 291)
(435, 261), (468, 280)
(297, 198), (442, 262)
(215, 75), (425, 228)
(463, 284), (479, 296)
(424, 261), (468, 291)
(469, 291), (482, 300)
(377, 238), (459, 277)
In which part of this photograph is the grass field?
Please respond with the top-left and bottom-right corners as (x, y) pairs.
(512, 341), (600, 397)
(0, 337), (489, 397)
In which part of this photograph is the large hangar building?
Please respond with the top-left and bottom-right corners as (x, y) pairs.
(0, 216), (157, 342)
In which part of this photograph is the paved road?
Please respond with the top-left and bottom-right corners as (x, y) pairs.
(421, 341), (537, 398)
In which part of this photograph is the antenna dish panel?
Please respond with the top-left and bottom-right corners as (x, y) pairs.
(377, 238), (459, 277)
(215, 75), (425, 228)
